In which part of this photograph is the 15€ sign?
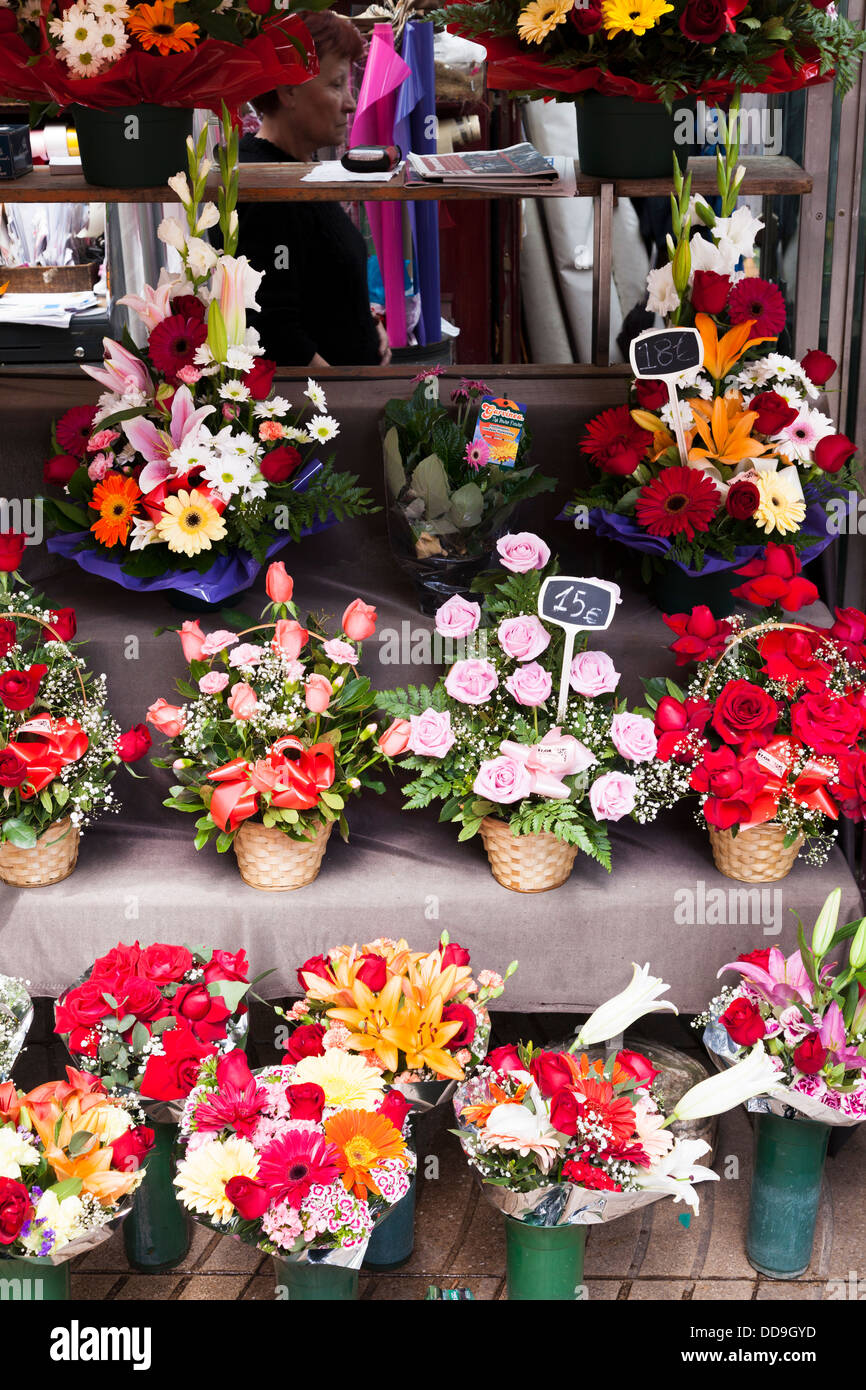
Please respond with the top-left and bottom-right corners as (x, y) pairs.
(537, 575), (621, 721)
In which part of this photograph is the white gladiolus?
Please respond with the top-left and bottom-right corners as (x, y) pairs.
(646, 263), (679, 317)
(196, 202), (220, 233)
(670, 1044), (785, 1123)
(575, 963), (677, 1048)
(167, 172), (192, 206)
(186, 236), (220, 280)
(157, 217), (187, 252)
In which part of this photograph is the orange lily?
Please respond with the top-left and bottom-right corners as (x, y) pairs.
(630, 408), (677, 461)
(461, 1079), (530, 1127)
(41, 1142), (140, 1206)
(696, 313), (776, 380)
(380, 996), (466, 1080)
(327, 973), (408, 1074)
(688, 395), (777, 469)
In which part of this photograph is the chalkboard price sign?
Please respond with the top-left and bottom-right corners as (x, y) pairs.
(629, 327), (703, 379)
(538, 576), (621, 720)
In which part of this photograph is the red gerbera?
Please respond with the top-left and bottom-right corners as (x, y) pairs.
(582, 405), (652, 476)
(256, 1130), (340, 1207)
(635, 466), (720, 540)
(192, 1079), (269, 1139)
(727, 278), (787, 338)
(56, 405), (99, 459)
(148, 313), (208, 379)
(576, 1078), (637, 1145)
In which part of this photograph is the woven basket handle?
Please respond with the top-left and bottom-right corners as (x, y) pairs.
(699, 620), (818, 699)
(4, 610), (87, 704)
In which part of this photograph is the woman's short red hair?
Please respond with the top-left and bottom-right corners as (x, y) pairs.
(253, 11), (366, 115)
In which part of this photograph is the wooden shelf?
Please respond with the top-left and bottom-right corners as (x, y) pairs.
(1, 155), (812, 203)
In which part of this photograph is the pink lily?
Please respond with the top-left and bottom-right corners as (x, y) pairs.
(82, 338), (153, 397)
(819, 1001), (866, 1070)
(118, 281), (175, 333)
(718, 947), (813, 1007)
(122, 386), (214, 493)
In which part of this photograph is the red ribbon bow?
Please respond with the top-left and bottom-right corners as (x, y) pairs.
(740, 735), (838, 831)
(207, 737), (336, 832)
(7, 716), (89, 798)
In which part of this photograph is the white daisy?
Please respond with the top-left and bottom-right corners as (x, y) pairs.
(308, 414), (340, 444)
(93, 17), (127, 59)
(89, 0), (130, 13)
(305, 378), (327, 411)
(225, 347), (257, 373)
(254, 397), (291, 419)
(169, 437), (217, 477)
(201, 454), (257, 501)
(61, 45), (104, 75)
(212, 427), (260, 462)
(283, 427), (312, 445)
(218, 380), (251, 403)
(241, 477), (269, 504)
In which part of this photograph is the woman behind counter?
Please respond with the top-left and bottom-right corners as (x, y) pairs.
(237, 10), (390, 368)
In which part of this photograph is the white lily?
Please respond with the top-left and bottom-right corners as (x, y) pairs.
(670, 1044), (785, 1123)
(633, 1138), (719, 1212)
(574, 963), (677, 1048)
(812, 887), (842, 958)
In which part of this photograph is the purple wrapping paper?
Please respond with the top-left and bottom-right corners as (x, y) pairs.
(397, 20), (440, 348)
(46, 458), (334, 604)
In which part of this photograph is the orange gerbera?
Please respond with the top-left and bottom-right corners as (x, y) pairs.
(90, 474), (141, 547)
(126, 1), (200, 54)
(572, 1052), (630, 1087)
(323, 1109), (408, 1201)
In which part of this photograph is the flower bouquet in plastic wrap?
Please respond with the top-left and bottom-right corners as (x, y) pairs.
(454, 963), (784, 1300)
(700, 888), (866, 1276)
(174, 1047), (416, 1300)
(42, 114), (373, 607)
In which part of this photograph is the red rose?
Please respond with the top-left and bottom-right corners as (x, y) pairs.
(791, 689), (863, 759)
(0, 9), (17, 32)
(137, 942), (193, 984)
(0, 664), (48, 712)
(242, 357), (276, 398)
(297, 955), (332, 991)
(283, 1023), (326, 1064)
(690, 747), (769, 829)
(757, 628), (829, 693)
(0, 532), (25, 573)
(832, 749), (866, 820)
(116, 977), (167, 1023)
(634, 379), (667, 411)
(615, 1049), (660, 1085)
(549, 1088), (579, 1135)
(530, 1051), (575, 1098)
(216, 1050), (255, 1090)
(814, 433), (856, 474)
(260, 445), (302, 485)
(679, 0), (727, 42)
(569, 0), (603, 33)
(664, 606), (733, 666)
(691, 270), (731, 314)
(0, 619), (15, 658)
(0, 749), (28, 788)
(285, 1082), (325, 1122)
(748, 391), (797, 436)
(44, 454), (81, 488)
(737, 948), (772, 970)
(355, 953), (388, 993)
(111, 1125), (155, 1173)
(654, 695), (712, 763)
(800, 349), (837, 386)
(712, 679), (780, 752)
(44, 608), (76, 643)
(0, 1178), (33, 1246)
(115, 724), (152, 762)
(725, 477), (761, 521)
(378, 1089), (413, 1129)
(440, 941), (472, 970)
(720, 997), (766, 1046)
(55, 980), (114, 1033)
(225, 1175), (271, 1220)
(92, 942), (142, 980)
(830, 607), (866, 665)
(68, 1025), (100, 1057)
(173, 983), (231, 1043)
(732, 544), (818, 612)
(793, 1035), (828, 1074)
(203, 948), (249, 985)
(486, 1044), (524, 1074)
(140, 1023), (214, 1101)
(441, 1002), (476, 1050)
(168, 294), (206, 322)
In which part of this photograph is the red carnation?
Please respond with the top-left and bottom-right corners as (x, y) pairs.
(634, 379), (668, 411)
(260, 445), (302, 485)
(712, 678), (780, 752)
(283, 1023), (326, 1064)
(44, 454), (81, 488)
(56, 405), (98, 458)
(793, 1035), (828, 1074)
(748, 391), (798, 436)
(148, 313), (208, 380)
(679, 0), (727, 42)
(800, 349), (837, 386)
(757, 627), (829, 693)
(725, 477), (761, 521)
(720, 997), (766, 1046)
(732, 544), (818, 612)
(582, 405), (652, 477)
(0, 532), (26, 573)
(115, 724), (152, 762)
(243, 357), (277, 400)
(690, 746), (769, 828)
(569, 0), (603, 32)
(654, 694), (712, 762)
(664, 605), (734, 666)
(814, 433), (856, 474)
(635, 466), (720, 540)
(44, 608), (77, 643)
(0, 664), (48, 711)
(727, 278), (786, 338)
(691, 270), (731, 314)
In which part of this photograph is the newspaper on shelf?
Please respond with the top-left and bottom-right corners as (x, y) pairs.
(405, 143), (576, 196)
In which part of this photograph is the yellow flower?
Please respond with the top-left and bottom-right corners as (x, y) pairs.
(292, 1049), (386, 1110)
(601, 0), (674, 38)
(155, 488), (226, 556)
(174, 1136), (259, 1225)
(754, 468), (807, 535)
(516, 0), (572, 44)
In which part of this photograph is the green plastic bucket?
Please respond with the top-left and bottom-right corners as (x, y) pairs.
(123, 1119), (191, 1272)
(72, 103), (194, 188)
(274, 1256), (360, 1300)
(504, 1217), (587, 1300)
(576, 94), (695, 179)
(746, 1112), (831, 1278)
(0, 1253), (70, 1300)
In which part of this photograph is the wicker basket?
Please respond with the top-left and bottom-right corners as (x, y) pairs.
(708, 822), (804, 883)
(233, 818), (333, 891)
(479, 815), (578, 893)
(0, 817), (80, 887)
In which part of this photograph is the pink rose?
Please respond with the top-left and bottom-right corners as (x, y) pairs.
(201, 629), (239, 658)
(504, 661), (552, 708)
(610, 712), (658, 763)
(179, 619), (207, 663)
(378, 718), (411, 756)
(272, 619), (308, 660)
(473, 755), (532, 804)
(496, 532), (551, 574)
(229, 643), (264, 668)
(444, 659), (498, 705)
(569, 651), (620, 697)
(304, 674), (332, 713)
(408, 708), (456, 758)
(199, 672), (229, 694)
(146, 698), (187, 737)
(342, 599), (377, 641)
(323, 639), (358, 666)
(227, 682), (258, 720)
(435, 595), (481, 639)
(498, 615), (551, 663)
(589, 771), (638, 821)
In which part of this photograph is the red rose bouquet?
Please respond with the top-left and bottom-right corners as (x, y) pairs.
(55, 940), (253, 1121)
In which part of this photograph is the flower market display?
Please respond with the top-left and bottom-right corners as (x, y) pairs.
(174, 1046), (416, 1299)
(700, 889), (866, 1276)
(383, 371), (553, 611)
(380, 533), (685, 890)
(41, 115), (373, 604)
(0, 548), (150, 886)
(147, 561), (391, 889)
(642, 558), (866, 877)
(454, 962), (783, 1299)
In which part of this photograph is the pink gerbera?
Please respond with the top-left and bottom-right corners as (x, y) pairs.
(727, 278), (787, 338)
(465, 438), (490, 470)
(193, 1079), (269, 1139)
(148, 312), (208, 380)
(256, 1129), (340, 1207)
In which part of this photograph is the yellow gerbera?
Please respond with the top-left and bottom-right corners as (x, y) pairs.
(601, 0), (674, 38)
(155, 488), (226, 556)
(516, 0), (572, 44)
(173, 1136), (259, 1225)
(754, 468), (807, 535)
(292, 1050), (386, 1110)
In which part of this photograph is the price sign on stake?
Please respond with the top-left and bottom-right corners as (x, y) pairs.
(538, 576), (621, 722)
(629, 327), (704, 465)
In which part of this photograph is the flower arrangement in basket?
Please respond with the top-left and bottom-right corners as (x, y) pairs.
(378, 533), (686, 892)
(0, 537), (150, 887)
(642, 546), (866, 879)
(42, 115), (373, 605)
(147, 562), (391, 890)
(284, 934), (518, 1100)
(174, 1047), (415, 1299)
(453, 963), (782, 1301)
(568, 104), (857, 595)
(383, 371), (552, 611)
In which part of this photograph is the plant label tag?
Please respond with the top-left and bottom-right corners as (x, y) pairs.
(755, 748), (788, 779)
(471, 396), (526, 468)
(537, 576), (621, 721)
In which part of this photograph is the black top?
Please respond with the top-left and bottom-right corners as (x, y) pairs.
(237, 134), (381, 367)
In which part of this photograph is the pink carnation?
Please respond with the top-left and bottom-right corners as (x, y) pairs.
(229, 643), (264, 668)
(201, 629), (239, 657)
(323, 639), (358, 666)
(199, 671), (229, 694)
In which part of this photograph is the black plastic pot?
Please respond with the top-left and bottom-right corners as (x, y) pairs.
(72, 104), (194, 188)
(575, 94), (695, 179)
